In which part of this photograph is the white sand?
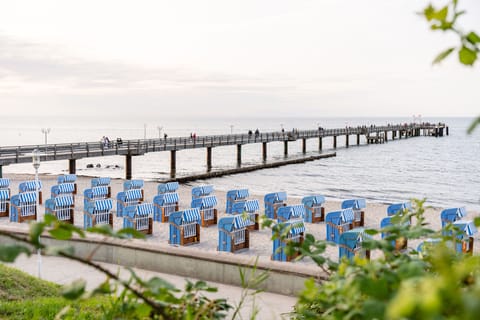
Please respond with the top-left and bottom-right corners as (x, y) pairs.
(2, 173), (479, 265)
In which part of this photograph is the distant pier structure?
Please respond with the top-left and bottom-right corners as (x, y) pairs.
(0, 123), (448, 179)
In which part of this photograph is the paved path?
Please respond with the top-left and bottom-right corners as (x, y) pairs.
(8, 255), (296, 319)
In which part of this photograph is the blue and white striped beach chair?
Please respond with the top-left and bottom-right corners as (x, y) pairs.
(116, 189), (143, 217)
(0, 189), (10, 217)
(302, 195), (325, 223)
(51, 183), (76, 199)
(9, 191), (37, 223)
(153, 192), (179, 222)
(218, 214), (250, 253)
(124, 179), (145, 201)
(57, 174), (77, 194)
(83, 186), (110, 207)
(440, 207), (466, 228)
(276, 205), (305, 223)
(387, 202), (412, 216)
(19, 180), (43, 204)
(91, 177), (112, 198)
(169, 208), (201, 246)
(226, 189), (249, 214)
(191, 195), (218, 227)
(417, 238), (442, 255)
(123, 203), (154, 235)
(449, 220), (477, 254)
(191, 185), (214, 200)
(326, 208), (355, 243)
(231, 199), (260, 231)
(339, 228), (371, 261)
(272, 219), (305, 262)
(341, 198), (366, 227)
(158, 182), (179, 194)
(84, 198), (113, 229)
(380, 216), (409, 250)
(264, 192), (287, 219)
(45, 194), (75, 224)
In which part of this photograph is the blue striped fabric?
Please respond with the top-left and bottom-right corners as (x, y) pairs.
(341, 208), (355, 222)
(158, 182), (179, 193)
(289, 220), (306, 235)
(92, 186), (109, 197)
(457, 207), (467, 219)
(201, 195), (217, 208)
(182, 208), (200, 223)
(275, 192), (287, 202)
(94, 199), (113, 211)
(58, 183), (75, 193)
(236, 189), (249, 199)
(19, 191), (37, 203)
(20, 180), (42, 192)
(125, 189), (143, 201)
(0, 178), (10, 189)
(163, 192), (179, 204)
(342, 199), (366, 210)
(136, 203), (154, 216)
(92, 177), (111, 187)
(58, 174), (76, 184)
(124, 179), (144, 190)
(233, 214), (249, 229)
(0, 189), (9, 200)
(290, 205), (305, 218)
(244, 199), (259, 212)
(192, 185), (214, 198)
(55, 195), (74, 207)
(453, 220), (477, 236)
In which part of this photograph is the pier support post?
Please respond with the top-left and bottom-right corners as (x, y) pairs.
(357, 134), (360, 145)
(399, 131), (402, 139)
(207, 147), (212, 171)
(446, 126), (449, 136)
(345, 135), (349, 148)
(170, 150), (176, 178)
(284, 141), (288, 156)
(302, 138), (307, 153)
(318, 137), (322, 151)
(333, 136), (337, 149)
(236, 144), (242, 167)
(126, 154), (132, 180)
(0, 165), (2, 178)
(262, 142), (267, 161)
(68, 159), (76, 174)
(384, 131), (388, 142)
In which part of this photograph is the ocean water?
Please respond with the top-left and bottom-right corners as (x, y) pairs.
(2, 116), (479, 211)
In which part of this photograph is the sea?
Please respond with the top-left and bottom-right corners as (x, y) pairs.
(1, 116), (479, 211)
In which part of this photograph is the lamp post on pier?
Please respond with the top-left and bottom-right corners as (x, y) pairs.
(32, 149), (42, 278)
(230, 125), (234, 134)
(41, 128), (50, 160)
(157, 126), (163, 140)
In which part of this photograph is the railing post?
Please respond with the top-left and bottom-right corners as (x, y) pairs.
(302, 138), (306, 153)
(318, 137), (322, 151)
(207, 147), (212, 172)
(237, 144), (242, 167)
(125, 154), (132, 180)
(170, 150), (176, 178)
(284, 140), (288, 156)
(333, 136), (337, 149)
(262, 142), (267, 161)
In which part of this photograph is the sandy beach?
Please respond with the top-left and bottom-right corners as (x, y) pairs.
(1, 173), (479, 265)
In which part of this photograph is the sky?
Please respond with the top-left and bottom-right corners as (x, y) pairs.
(0, 0), (479, 119)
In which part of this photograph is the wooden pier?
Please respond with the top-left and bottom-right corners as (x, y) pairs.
(0, 123), (448, 179)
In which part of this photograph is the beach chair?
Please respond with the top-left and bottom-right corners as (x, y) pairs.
(450, 220), (477, 254)
(9, 191), (37, 223)
(231, 199), (260, 231)
(264, 192), (287, 219)
(339, 228), (371, 261)
(91, 177), (112, 198)
(169, 208), (201, 246)
(191, 195), (218, 227)
(57, 174), (77, 194)
(83, 186), (110, 207)
(153, 192), (180, 222)
(123, 179), (145, 201)
(84, 198), (113, 229)
(218, 214), (250, 253)
(325, 208), (355, 243)
(417, 238), (442, 255)
(191, 185), (214, 200)
(0, 178), (10, 193)
(45, 194), (75, 224)
(51, 183), (76, 199)
(387, 202), (412, 216)
(158, 182), (179, 194)
(0, 189), (10, 217)
(19, 180), (43, 204)
(116, 189), (143, 217)
(380, 216), (409, 250)
(440, 207), (466, 228)
(123, 203), (154, 235)
(341, 199), (366, 227)
(226, 189), (249, 214)
(272, 219), (306, 262)
(276, 205), (305, 223)
(302, 195), (325, 223)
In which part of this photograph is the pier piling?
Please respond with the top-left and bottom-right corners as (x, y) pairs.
(302, 138), (307, 153)
(262, 142), (267, 161)
(237, 144), (242, 166)
(170, 150), (176, 178)
(126, 154), (132, 180)
(284, 141), (288, 156)
(345, 135), (349, 148)
(68, 159), (76, 174)
(207, 147), (212, 171)
(333, 136), (337, 149)
(319, 137), (323, 151)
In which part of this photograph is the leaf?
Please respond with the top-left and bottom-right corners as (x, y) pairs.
(423, 5), (435, 21)
(365, 229), (379, 236)
(466, 31), (480, 44)
(117, 227), (146, 239)
(467, 117), (480, 134)
(49, 227), (73, 240)
(29, 222), (45, 247)
(45, 245), (74, 256)
(434, 6), (448, 21)
(474, 217), (480, 227)
(43, 214), (57, 225)
(458, 46), (477, 65)
(62, 279), (86, 300)
(0, 244), (31, 262)
(432, 47), (455, 64)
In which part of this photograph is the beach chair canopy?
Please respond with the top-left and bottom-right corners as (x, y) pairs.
(277, 205), (305, 221)
(91, 177), (111, 187)
(125, 203), (154, 219)
(158, 182), (179, 194)
(0, 189), (10, 200)
(278, 220), (306, 236)
(19, 180), (42, 192)
(84, 186), (109, 198)
(387, 202), (412, 216)
(123, 189), (143, 201)
(191, 195), (217, 209)
(51, 183), (75, 195)
(441, 207), (467, 222)
(124, 179), (144, 190)
(232, 199), (260, 214)
(227, 189), (249, 200)
(341, 199), (366, 210)
(326, 208), (355, 224)
(153, 192), (179, 205)
(86, 198), (113, 214)
(264, 192), (287, 204)
(182, 208), (201, 223)
(46, 195), (74, 211)
(452, 220), (478, 237)
(11, 191), (37, 206)
(192, 185), (214, 198)
(302, 195), (326, 207)
(57, 174), (76, 184)
(339, 227), (371, 248)
(0, 178), (10, 189)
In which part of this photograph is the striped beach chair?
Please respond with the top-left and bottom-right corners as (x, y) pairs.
(116, 189), (143, 217)
(417, 238), (442, 255)
(91, 177), (112, 198)
(0, 178), (10, 192)
(218, 214), (250, 253)
(326, 208), (355, 243)
(231, 199), (260, 231)
(124, 180), (145, 201)
(264, 192), (287, 219)
(341, 198), (366, 227)
(84, 198), (113, 229)
(380, 216), (409, 250)
(387, 202), (412, 216)
(302, 195), (326, 223)
(226, 189), (249, 214)
(0, 189), (10, 217)
(272, 219), (305, 262)
(277, 204), (305, 223)
(84, 186), (110, 207)
(45, 194), (75, 224)
(123, 203), (154, 235)
(19, 180), (43, 204)
(153, 192), (180, 222)
(191, 185), (214, 200)
(339, 228), (371, 261)
(51, 183), (76, 199)
(191, 195), (218, 227)
(450, 220), (477, 254)
(158, 182), (179, 194)
(169, 208), (201, 246)
(440, 207), (466, 228)
(9, 191), (37, 223)
(57, 174), (77, 194)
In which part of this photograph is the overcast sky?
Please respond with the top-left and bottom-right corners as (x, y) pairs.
(0, 0), (479, 119)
